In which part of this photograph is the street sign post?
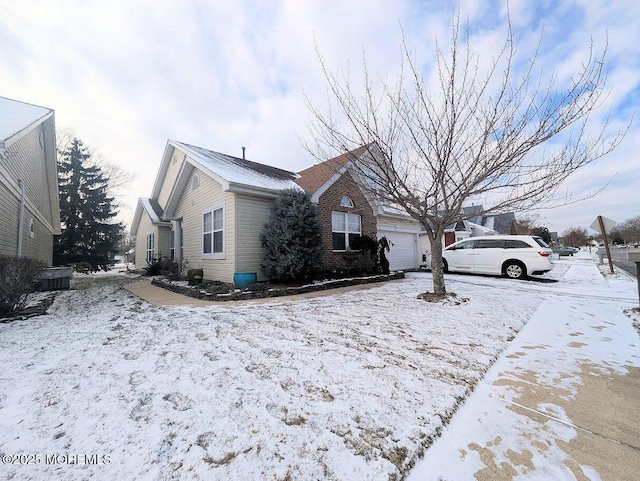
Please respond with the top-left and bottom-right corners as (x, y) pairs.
(590, 215), (616, 274)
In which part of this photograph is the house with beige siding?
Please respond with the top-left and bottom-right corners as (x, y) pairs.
(131, 140), (300, 283)
(0, 97), (61, 265)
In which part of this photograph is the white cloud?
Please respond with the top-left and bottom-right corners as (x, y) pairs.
(1, 0), (638, 232)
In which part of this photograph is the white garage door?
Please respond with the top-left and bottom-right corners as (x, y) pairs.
(378, 230), (418, 271)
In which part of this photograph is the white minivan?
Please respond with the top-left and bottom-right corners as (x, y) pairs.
(442, 235), (553, 279)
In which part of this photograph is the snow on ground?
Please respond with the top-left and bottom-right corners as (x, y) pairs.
(408, 252), (640, 480)
(0, 257), (617, 480)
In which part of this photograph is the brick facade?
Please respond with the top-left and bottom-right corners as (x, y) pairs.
(316, 170), (377, 275)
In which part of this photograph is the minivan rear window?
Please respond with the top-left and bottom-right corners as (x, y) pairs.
(505, 239), (531, 249)
(533, 237), (550, 248)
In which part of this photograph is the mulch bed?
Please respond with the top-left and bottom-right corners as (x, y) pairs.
(151, 272), (406, 302)
(0, 293), (58, 323)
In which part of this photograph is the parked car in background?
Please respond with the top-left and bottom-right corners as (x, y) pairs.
(552, 246), (578, 256)
(442, 235), (554, 280)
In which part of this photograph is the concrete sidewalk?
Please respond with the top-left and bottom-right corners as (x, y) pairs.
(408, 257), (640, 480)
(124, 279), (220, 307)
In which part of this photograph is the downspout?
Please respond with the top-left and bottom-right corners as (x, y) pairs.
(17, 179), (25, 257)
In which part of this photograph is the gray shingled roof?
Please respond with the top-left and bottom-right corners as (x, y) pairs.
(175, 141), (299, 188)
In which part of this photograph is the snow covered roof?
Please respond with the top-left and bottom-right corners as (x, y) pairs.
(140, 197), (166, 224)
(173, 141), (299, 192)
(131, 197), (172, 236)
(0, 96), (53, 144)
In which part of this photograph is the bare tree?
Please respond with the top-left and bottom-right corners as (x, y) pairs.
(562, 226), (588, 247)
(611, 215), (640, 244)
(511, 213), (541, 235)
(304, 14), (626, 295)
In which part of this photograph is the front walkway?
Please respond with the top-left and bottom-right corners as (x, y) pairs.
(123, 278), (391, 306)
(124, 279), (218, 307)
(407, 255), (640, 480)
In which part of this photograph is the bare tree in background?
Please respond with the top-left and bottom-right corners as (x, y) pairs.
(562, 226), (588, 247)
(56, 127), (136, 195)
(304, 14), (626, 295)
(611, 215), (640, 244)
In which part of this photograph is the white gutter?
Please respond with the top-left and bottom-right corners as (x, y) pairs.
(17, 179), (25, 257)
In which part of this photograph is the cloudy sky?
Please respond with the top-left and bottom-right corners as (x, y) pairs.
(1, 0), (638, 235)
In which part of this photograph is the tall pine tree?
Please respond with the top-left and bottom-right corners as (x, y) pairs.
(54, 138), (123, 270)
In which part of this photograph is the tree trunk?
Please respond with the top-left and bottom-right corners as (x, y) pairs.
(430, 233), (446, 295)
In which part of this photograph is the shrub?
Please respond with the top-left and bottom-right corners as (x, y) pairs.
(351, 235), (392, 274)
(260, 189), (323, 282)
(0, 255), (46, 317)
(144, 256), (163, 276)
(144, 256), (188, 280)
(73, 262), (94, 273)
(201, 280), (231, 295)
(378, 236), (392, 275)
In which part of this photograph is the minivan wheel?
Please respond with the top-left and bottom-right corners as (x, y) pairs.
(442, 259), (449, 273)
(504, 261), (526, 279)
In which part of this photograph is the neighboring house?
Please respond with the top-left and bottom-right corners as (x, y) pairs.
(0, 97), (60, 265)
(295, 146), (423, 272)
(131, 140), (300, 282)
(418, 206), (517, 266)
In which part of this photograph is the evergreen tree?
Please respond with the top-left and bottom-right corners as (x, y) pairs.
(260, 189), (322, 282)
(54, 138), (123, 270)
(531, 226), (553, 244)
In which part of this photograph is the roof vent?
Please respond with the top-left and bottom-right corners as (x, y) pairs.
(242, 147), (246, 160)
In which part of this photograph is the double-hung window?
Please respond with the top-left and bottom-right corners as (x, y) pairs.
(332, 212), (361, 250)
(146, 233), (155, 262)
(202, 202), (224, 258)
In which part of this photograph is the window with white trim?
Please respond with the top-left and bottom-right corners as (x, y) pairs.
(340, 196), (354, 208)
(28, 218), (35, 239)
(192, 174), (200, 190)
(332, 212), (361, 251)
(146, 233), (155, 262)
(203, 202), (224, 257)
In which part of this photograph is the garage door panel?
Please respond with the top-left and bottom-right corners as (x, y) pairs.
(379, 230), (417, 271)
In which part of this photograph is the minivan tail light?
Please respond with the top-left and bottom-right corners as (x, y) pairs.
(538, 251), (551, 257)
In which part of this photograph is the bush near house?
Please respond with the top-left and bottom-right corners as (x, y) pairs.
(349, 235), (392, 275)
(0, 255), (46, 317)
(261, 189), (323, 283)
(144, 256), (188, 280)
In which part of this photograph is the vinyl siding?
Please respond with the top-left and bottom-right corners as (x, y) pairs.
(0, 181), (20, 257)
(376, 214), (422, 231)
(235, 194), (274, 281)
(157, 148), (184, 210)
(20, 206), (53, 265)
(174, 168), (236, 283)
(134, 214), (157, 271)
(3, 125), (54, 227)
(157, 226), (172, 259)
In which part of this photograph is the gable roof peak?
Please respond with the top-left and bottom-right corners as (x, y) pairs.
(295, 144), (373, 194)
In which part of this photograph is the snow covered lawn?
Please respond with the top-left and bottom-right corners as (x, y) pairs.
(0, 267), (568, 480)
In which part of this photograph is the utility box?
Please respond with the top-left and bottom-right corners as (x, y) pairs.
(38, 267), (73, 291)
